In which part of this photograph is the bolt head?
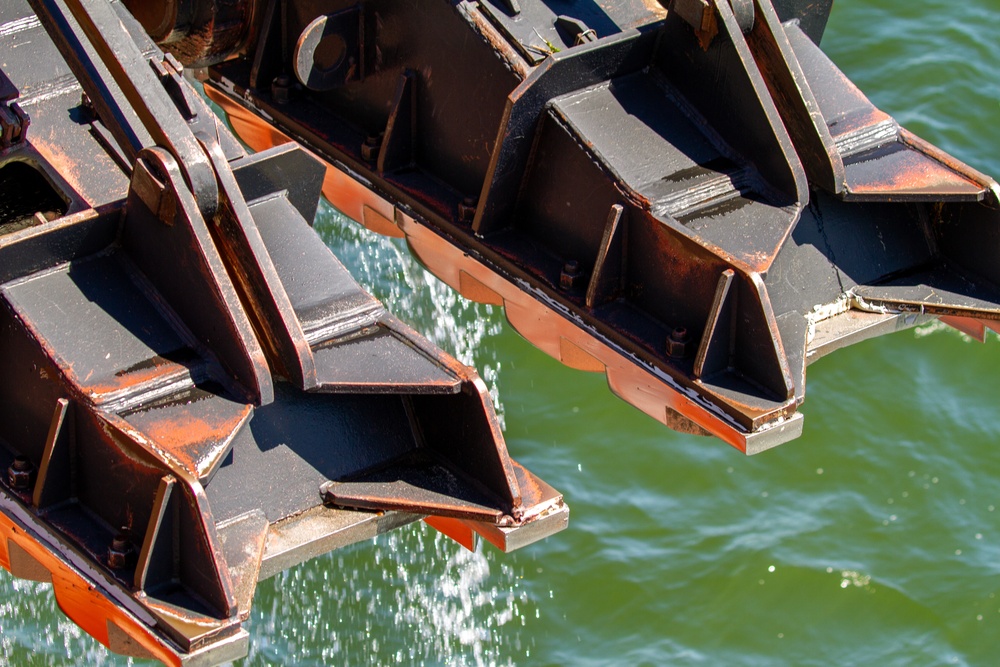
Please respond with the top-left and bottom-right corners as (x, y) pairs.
(271, 75), (292, 104)
(107, 533), (132, 570)
(667, 327), (690, 358)
(79, 92), (96, 120)
(458, 197), (477, 221)
(666, 339), (686, 358)
(560, 260), (584, 289)
(360, 135), (381, 162)
(8, 456), (33, 490)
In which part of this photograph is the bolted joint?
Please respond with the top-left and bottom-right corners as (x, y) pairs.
(560, 260), (584, 290)
(107, 532), (133, 570)
(360, 134), (382, 162)
(458, 197), (478, 222)
(79, 92), (96, 122)
(667, 326), (689, 358)
(271, 74), (293, 105)
(7, 455), (34, 490)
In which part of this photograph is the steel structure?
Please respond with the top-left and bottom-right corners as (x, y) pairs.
(150, 0), (1000, 452)
(0, 0), (566, 663)
(1, 0), (998, 664)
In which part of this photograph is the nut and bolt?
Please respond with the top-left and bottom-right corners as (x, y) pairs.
(271, 74), (293, 105)
(458, 196), (478, 222)
(107, 532), (133, 570)
(79, 92), (96, 120)
(667, 326), (689, 358)
(560, 260), (584, 290)
(360, 134), (382, 162)
(7, 455), (34, 490)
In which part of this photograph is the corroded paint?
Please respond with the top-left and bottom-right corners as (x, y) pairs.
(0, 509), (181, 666)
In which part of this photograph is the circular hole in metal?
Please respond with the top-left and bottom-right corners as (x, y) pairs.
(313, 34), (347, 73)
(294, 14), (354, 91)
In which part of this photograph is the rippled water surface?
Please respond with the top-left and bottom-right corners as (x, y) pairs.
(2, 1), (999, 664)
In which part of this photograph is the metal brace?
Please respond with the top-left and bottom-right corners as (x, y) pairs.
(29, 0), (221, 220)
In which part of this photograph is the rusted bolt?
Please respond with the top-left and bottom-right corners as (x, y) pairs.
(360, 134), (382, 162)
(560, 260), (584, 290)
(271, 74), (292, 105)
(667, 326), (689, 358)
(7, 455), (34, 490)
(107, 532), (133, 570)
(458, 196), (477, 222)
(79, 92), (96, 121)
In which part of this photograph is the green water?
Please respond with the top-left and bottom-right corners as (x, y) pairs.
(3, 1), (999, 664)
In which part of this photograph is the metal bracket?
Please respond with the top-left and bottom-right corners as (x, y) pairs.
(0, 102), (29, 152)
(29, 0), (220, 218)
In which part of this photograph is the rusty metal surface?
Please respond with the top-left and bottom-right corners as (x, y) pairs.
(122, 0), (257, 68)
(0, 0), (568, 663)
(192, 0), (1000, 452)
(776, 20), (989, 203)
(4, 0), (1000, 659)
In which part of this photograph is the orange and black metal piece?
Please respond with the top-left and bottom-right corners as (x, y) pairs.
(4, 0), (1000, 661)
(0, 0), (567, 663)
(157, 0), (1000, 452)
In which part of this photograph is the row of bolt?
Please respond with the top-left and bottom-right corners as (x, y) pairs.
(270, 75), (394, 172)
(266, 80), (696, 363)
(7, 455), (133, 570)
(557, 260), (690, 358)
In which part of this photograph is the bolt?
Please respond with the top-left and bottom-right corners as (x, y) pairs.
(560, 260), (584, 290)
(360, 134), (382, 162)
(8, 455), (33, 490)
(271, 74), (292, 105)
(79, 92), (96, 121)
(107, 532), (133, 570)
(458, 196), (477, 222)
(667, 326), (689, 358)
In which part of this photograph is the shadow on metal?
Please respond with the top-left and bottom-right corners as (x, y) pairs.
(187, 0), (999, 452)
(0, 0), (567, 663)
